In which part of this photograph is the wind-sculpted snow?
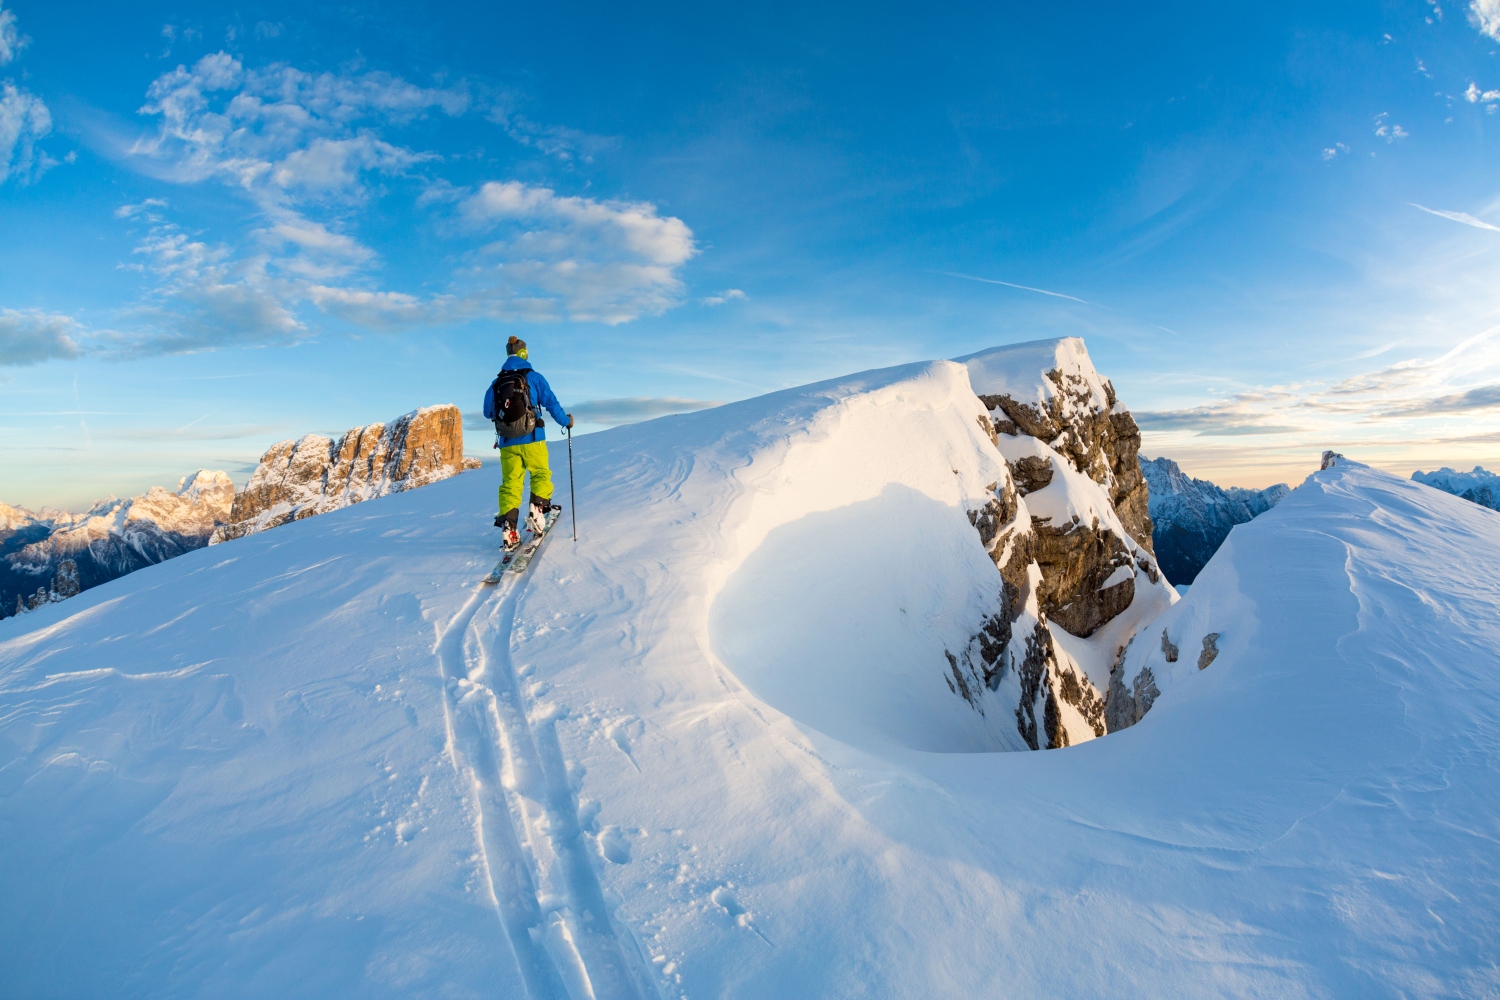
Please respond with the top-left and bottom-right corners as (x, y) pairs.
(2, 355), (1499, 997)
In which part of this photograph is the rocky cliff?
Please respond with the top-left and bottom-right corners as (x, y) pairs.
(211, 404), (481, 543)
(1141, 456), (1289, 586)
(946, 338), (1177, 749)
(1, 471), (235, 618)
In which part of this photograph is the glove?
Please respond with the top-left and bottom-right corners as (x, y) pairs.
(567, 414), (575, 428)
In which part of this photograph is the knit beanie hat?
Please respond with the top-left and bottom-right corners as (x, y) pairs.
(506, 336), (527, 357)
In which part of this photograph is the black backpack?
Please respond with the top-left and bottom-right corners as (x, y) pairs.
(491, 369), (538, 440)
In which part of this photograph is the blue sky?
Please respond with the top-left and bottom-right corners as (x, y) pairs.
(7, 0), (1500, 509)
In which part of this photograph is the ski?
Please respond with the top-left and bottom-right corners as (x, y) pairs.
(482, 508), (562, 584)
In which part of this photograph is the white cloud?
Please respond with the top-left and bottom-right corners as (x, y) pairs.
(121, 223), (303, 354)
(0, 310), (83, 366)
(1465, 82), (1500, 103)
(1470, 0), (1500, 40)
(1373, 113), (1408, 142)
(132, 52), (466, 207)
(104, 56), (699, 350)
(1410, 203), (1500, 232)
(0, 81), (50, 185)
(702, 288), (747, 306)
(0, 1), (23, 65)
(456, 180), (697, 323)
(1322, 142), (1349, 161)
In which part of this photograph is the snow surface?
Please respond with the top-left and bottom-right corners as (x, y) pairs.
(2, 355), (1499, 998)
(957, 335), (1117, 414)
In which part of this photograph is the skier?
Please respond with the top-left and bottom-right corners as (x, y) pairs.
(483, 336), (573, 550)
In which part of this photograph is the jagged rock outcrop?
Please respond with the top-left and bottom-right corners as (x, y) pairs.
(947, 338), (1178, 749)
(212, 405), (482, 544)
(1140, 456), (1289, 586)
(1412, 466), (1500, 512)
(2, 471), (235, 619)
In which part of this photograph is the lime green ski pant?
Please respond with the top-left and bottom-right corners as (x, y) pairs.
(498, 441), (553, 514)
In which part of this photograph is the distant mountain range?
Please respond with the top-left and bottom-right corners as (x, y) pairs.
(1140, 456), (1290, 586)
(1411, 467), (1500, 511)
(1, 405), (478, 620)
(1, 471), (235, 618)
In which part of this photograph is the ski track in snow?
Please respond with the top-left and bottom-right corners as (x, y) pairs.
(436, 570), (657, 1000)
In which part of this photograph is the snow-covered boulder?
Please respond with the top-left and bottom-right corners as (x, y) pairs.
(211, 404), (482, 543)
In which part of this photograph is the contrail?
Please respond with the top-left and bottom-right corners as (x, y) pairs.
(1409, 203), (1500, 233)
(940, 271), (1091, 304)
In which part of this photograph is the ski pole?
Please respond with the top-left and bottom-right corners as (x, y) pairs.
(567, 423), (577, 542)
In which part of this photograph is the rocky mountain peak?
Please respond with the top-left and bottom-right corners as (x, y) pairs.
(212, 404), (481, 543)
(961, 337), (1152, 551)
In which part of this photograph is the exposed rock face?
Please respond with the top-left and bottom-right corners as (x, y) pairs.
(977, 362), (1153, 552)
(212, 405), (481, 543)
(1197, 633), (1220, 670)
(1411, 466), (1500, 512)
(2, 471), (235, 619)
(947, 338), (1178, 749)
(1141, 456), (1289, 586)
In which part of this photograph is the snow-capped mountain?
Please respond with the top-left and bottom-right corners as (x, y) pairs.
(212, 404), (481, 543)
(1140, 455), (1290, 585)
(3, 346), (1498, 997)
(1411, 465), (1500, 511)
(0, 470), (234, 619)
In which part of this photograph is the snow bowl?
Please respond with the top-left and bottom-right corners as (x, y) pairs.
(707, 360), (1024, 754)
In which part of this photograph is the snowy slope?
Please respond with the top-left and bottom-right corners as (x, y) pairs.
(3, 357), (1499, 998)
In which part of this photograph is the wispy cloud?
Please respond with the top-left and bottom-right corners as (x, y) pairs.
(701, 288), (746, 306)
(1410, 202), (1500, 232)
(67, 53), (703, 351)
(1139, 332), (1500, 463)
(570, 397), (722, 426)
(467, 397), (721, 431)
(940, 271), (1090, 304)
(0, 3), (52, 188)
(0, 1), (23, 65)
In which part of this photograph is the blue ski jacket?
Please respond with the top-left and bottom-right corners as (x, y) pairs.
(483, 356), (569, 447)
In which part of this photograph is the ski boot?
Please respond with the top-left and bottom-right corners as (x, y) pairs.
(498, 509), (521, 550)
(526, 498), (553, 535)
